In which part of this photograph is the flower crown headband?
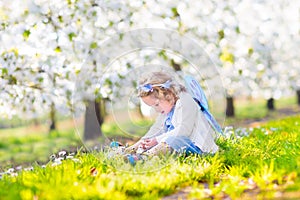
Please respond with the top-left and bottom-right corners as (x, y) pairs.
(137, 80), (172, 93)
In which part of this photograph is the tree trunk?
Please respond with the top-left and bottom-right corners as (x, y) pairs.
(297, 89), (300, 106)
(226, 96), (235, 117)
(49, 102), (56, 131)
(83, 100), (103, 141)
(95, 99), (106, 126)
(267, 98), (275, 111)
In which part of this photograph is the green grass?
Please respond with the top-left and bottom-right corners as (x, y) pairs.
(0, 122), (82, 166)
(224, 96), (299, 126)
(0, 132), (81, 166)
(235, 96), (297, 118)
(0, 96), (296, 166)
(0, 115), (299, 199)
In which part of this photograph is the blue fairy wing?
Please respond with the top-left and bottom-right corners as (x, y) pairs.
(184, 75), (209, 111)
(184, 75), (223, 135)
(184, 75), (208, 110)
(203, 110), (224, 135)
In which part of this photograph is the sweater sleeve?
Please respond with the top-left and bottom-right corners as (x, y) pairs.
(156, 92), (199, 142)
(141, 114), (165, 139)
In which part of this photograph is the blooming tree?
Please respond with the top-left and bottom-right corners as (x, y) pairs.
(0, 0), (299, 138)
(185, 0), (300, 114)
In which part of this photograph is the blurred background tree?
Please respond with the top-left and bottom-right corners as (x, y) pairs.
(0, 0), (299, 142)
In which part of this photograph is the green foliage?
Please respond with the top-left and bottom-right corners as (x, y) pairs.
(218, 29), (224, 40)
(0, 115), (299, 199)
(171, 7), (179, 17)
(90, 42), (98, 49)
(1, 68), (8, 76)
(220, 48), (234, 64)
(54, 46), (62, 53)
(22, 29), (30, 40)
(68, 32), (76, 41)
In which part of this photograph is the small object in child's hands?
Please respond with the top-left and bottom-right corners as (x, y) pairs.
(110, 141), (123, 148)
(126, 154), (137, 166)
(125, 154), (144, 166)
(107, 141), (126, 158)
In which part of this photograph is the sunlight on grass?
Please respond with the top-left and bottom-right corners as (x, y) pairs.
(0, 115), (299, 199)
(0, 127), (82, 166)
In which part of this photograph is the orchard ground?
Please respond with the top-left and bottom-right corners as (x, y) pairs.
(0, 96), (299, 166)
(0, 96), (299, 199)
(0, 114), (299, 199)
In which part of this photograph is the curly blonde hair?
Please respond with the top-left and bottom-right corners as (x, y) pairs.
(137, 71), (186, 103)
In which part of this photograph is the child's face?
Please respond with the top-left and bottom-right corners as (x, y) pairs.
(142, 95), (174, 115)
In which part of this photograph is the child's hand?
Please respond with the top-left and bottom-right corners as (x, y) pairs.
(141, 138), (158, 149)
(124, 140), (143, 153)
(124, 146), (136, 154)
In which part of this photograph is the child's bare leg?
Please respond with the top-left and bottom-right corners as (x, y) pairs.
(144, 142), (173, 156)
